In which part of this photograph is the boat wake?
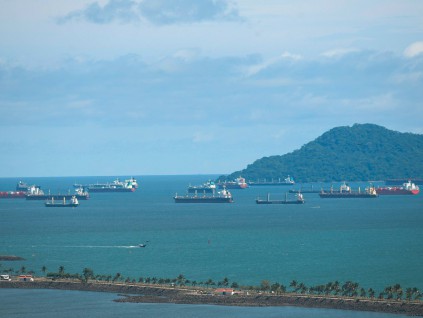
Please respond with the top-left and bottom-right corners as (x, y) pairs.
(65, 245), (139, 248)
(25, 245), (143, 249)
(59, 245), (141, 249)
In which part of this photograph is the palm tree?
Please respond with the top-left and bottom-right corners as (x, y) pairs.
(58, 266), (65, 276)
(324, 282), (333, 295)
(82, 268), (94, 283)
(20, 266), (26, 274)
(414, 289), (421, 300)
(368, 288), (375, 299)
(112, 272), (121, 282)
(298, 282), (307, 294)
(231, 282), (239, 289)
(41, 266), (47, 275)
(384, 286), (394, 299)
(271, 282), (280, 294)
(205, 278), (214, 288)
(405, 288), (413, 301)
(260, 280), (270, 292)
(176, 274), (185, 286)
(290, 280), (298, 292)
(332, 281), (340, 295)
(393, 284), (402, 300)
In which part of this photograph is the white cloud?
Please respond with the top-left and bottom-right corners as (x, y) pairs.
(404, 41), (423, 58)
(58, 0), (242, 25)
(321, 48), (360, 58)
(244, 52), (302, 76)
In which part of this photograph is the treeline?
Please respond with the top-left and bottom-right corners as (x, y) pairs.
(2, 264), (422, 302)
(223, 124), (423, 183)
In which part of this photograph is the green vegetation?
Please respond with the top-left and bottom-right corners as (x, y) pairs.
(2, 264), (422, 302)
(223, 124), (423, 182)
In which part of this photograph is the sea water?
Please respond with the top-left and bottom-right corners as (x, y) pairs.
(0, 175), (422, 317)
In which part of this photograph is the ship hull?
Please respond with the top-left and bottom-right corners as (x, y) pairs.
(87, 187), (135, 193)
(174, 197), (233, 203)
(218, 184), (248, 189)
(376, 188), (419, 195)
(256, 199), (304, 204)
(0, 191), (26, 199)
(319, 193), (378, 198)
(45, 203), (79, 207)
(26, 194), (89, 200)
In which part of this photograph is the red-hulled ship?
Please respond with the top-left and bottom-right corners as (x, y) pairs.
(0, 191), (26, 199)
(218, 177), (248, 189)
(376, 180), (420, 195)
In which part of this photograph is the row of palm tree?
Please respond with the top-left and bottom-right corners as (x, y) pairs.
(2, 263), (422, 301)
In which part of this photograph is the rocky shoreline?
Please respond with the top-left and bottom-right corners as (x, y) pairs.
(1, 280), (423, 316)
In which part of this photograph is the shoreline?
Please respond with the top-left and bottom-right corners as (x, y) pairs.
(1, 280), (422, 316)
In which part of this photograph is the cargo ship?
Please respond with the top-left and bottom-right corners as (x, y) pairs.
(376, 180), (419, 195)
(26, 186), (89, 200)
(16, 181), (30, 192)
(74, 178), (137, 193)
(174, 188), (233, 203)
(218, 177), (248, 189)
(0, 191), (26, 199)
(319, 183), (378, 198)
(187, 180), (216, 193)
(289, 184), (324, 193)
(248, 176), (295, 186)
(45, 196), (79, 208)
(256, 192), (305, 204)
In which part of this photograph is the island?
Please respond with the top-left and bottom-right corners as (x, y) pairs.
(1, 278), (422, 316)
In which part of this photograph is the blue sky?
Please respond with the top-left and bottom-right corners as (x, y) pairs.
(1, 0), (423, 177)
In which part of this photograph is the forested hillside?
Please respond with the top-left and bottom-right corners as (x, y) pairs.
(223, 124), (423, 182)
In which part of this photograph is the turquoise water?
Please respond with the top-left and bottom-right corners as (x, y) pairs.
(1, 175), (422, 317)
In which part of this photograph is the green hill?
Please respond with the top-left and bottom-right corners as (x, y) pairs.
(223, 124), (423, 183)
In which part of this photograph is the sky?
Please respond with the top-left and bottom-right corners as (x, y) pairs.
(1, 0), (423, 177)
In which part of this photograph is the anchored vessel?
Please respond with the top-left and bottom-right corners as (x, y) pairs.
(26, 186), (89, 200)
(0, 191), (26, 199)
(174, 188), (233, 203)
(248, 176), (295, 186)
(319, 183), (378, 198)
(376, 180), (419, 195)
(16, 181), (31, 192)
(256, 192), (305, 204)
(45, 196), (79, 207)
(74, 178), (137, 193)
(218, 177), (248, 189)
(289, 184), (324, 193)
(188, 180), (216, 193)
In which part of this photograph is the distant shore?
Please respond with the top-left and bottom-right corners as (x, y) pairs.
(1, 279), (423, 316)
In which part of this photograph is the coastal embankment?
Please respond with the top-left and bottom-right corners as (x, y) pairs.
(1, 280), (423, 316)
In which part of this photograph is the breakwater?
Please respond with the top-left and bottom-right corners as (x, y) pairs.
(1, 280), (422, 316)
